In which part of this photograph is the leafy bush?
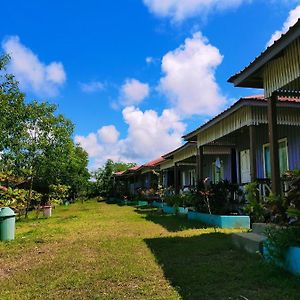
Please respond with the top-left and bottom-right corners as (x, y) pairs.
(265, 226), (300, 265)
(164, 194), (184, 207)
(284, 169), (300, 224)
(48, 184), (70, 206)
(244, 182), (265, 222)
(0, 187), (42, 217)
(244, 170), (300, 224)
(196, 180), (244, 215)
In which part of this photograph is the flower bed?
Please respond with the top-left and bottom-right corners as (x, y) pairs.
(187, 211), (250, 229)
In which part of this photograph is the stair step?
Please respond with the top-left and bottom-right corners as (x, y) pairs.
(252, 223), (269, 235)
(232, 232), (266, 254)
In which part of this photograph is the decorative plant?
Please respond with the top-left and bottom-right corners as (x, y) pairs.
(244, 182), (265, 222)
(284, 169), (300, 224)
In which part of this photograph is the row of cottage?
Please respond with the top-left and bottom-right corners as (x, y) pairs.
(114, 19), (300, 199)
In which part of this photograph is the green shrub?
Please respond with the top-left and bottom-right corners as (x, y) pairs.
(49, 184), (70, 205)
(265, 226), (300, 265)
(244, 182), (265, 222)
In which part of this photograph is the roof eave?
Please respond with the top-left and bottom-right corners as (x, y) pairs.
(228, 20), (300, 87)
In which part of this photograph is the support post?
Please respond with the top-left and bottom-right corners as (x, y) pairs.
(174, 163), (179, 195)
(268, 93), (280, 195)
(249, 125), (257, 182)
(231, 148), (237, 184)
(196, 146), (204, 185)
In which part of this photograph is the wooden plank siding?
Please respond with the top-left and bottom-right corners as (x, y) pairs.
(234, 124), (300, 180)
(264, 38), (300, 97)
(173, 146), (197, 164)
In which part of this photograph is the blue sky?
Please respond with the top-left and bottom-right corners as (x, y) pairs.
(1, 0), (300, 168)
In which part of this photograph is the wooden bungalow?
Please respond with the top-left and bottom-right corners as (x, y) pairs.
(157, 141), (234, 194)
(228, 19), (300, 195)
(113, 158), (164, 196)
(158, 142), (197, 194)
(183, 95), (300, 196)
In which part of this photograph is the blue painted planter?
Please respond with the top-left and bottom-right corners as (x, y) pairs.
(152, 201), (164, 208)
(138, 201), (148, 207)
(263, 245), (300, 276)
(162, 206), (188, 214)
(286, 247), (300, 276)
(187, 211), (250, 229)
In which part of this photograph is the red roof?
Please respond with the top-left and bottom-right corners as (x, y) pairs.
(143, 157), (165, 167)
(244, 94), (300, 103)
(129, 165), (141, 171)
(114, 171), (126, 176)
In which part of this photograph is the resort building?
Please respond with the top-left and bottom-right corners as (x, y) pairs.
(183, 95), (300, 196)
(228, 19), (300, 195)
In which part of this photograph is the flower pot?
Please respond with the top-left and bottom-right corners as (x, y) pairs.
(43, 206), (52, 218)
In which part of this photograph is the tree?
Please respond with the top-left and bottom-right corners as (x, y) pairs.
(0, 54), (27, 174)
(0, 55), (90, 213)
(93, 160), (136, 197)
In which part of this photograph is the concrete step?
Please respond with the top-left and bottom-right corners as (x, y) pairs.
(252, 223), (269, 235)
(232, 232), (266, 254)
(252, 223), (278, 235)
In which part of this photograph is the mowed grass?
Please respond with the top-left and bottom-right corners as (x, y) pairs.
(0, 201), (300, 300)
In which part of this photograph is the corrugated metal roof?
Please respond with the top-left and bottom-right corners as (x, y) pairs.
(143, 157), (165, 167)
(183, 95), (300, 141)
(228, 19), (300, 86)
(162, 142), (197, 159)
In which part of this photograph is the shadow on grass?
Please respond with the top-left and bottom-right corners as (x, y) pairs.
(145, 233), (300, 300)
(135, 208), (206, 232)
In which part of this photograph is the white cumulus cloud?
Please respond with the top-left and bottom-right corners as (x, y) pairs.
(98, 125), (120, 144)
(267, 5), (300, 47)
(2, 36), (66, 97)
(143, 0), (250, 22)
(75, 133), (103, 158)
(75, 106), (185, 169)
(80, 81), (105, 93)
(159, 32), (226, 117)
(120, 78), (150, 106)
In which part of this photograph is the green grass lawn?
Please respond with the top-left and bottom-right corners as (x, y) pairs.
(1, 201), (300, 300)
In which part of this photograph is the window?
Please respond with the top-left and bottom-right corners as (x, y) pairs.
(212, 158), (224, 183)
(263, 138), (289, 178)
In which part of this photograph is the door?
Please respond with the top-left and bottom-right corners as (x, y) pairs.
(240, 149), (251, 183)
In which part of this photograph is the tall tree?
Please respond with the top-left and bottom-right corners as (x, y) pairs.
(0, 54), (26, 174)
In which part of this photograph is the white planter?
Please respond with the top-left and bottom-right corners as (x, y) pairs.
(43, 206), (52, 218)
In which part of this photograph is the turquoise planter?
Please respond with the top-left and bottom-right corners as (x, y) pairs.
(286, 247), (300, 276)
(162, 206), (189, 214)
(263, 245), (300, 276)
(162, 206), (176, 214)
(138, 201), (148, 207)
(152, 201), (164, 208)
(187, 211), (250, 229)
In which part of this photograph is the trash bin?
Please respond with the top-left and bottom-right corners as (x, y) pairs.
(43, 205), (52, 217)
(0, 207), (16, 241)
